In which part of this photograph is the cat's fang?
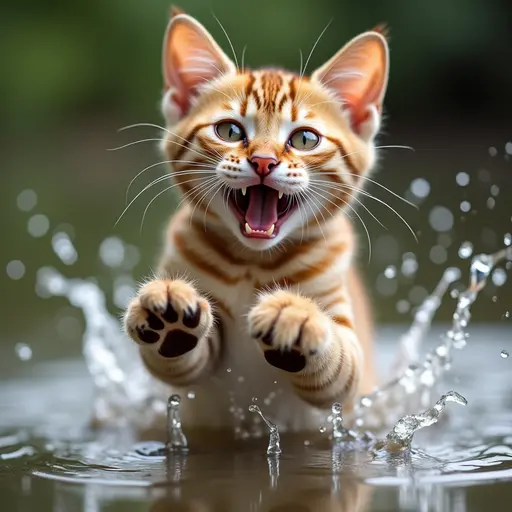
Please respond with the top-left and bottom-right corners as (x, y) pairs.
(266, 224), (275, 236)
(241, 188), (247, 196)
(245, 223), (253, 234)
(278, 191), (284, 199)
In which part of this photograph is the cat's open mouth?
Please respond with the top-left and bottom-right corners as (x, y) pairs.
(229, 185), (298, 239)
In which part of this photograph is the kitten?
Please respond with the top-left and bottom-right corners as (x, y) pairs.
(124, 8), (388, 432)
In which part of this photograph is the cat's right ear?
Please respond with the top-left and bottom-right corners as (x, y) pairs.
(161, 13), (236, 124)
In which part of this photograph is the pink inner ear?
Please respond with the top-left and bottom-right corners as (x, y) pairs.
(344, 72), (383, 131)
(312, 33), (388, 134)
(162, 16), (235, 118)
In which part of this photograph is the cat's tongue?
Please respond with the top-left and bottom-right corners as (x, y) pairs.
(245, 186), (278, 231)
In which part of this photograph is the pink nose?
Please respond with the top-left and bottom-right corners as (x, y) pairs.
(248, 155), (279, 177)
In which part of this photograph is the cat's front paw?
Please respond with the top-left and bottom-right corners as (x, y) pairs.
(124, 279), (213, 358)
(248, 290), (332, 373)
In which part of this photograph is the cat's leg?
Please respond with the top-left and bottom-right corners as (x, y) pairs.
(124, 279), (221, 386)
(248, 289), (362, 408)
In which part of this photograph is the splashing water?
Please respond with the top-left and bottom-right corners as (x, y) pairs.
(248, 405), (281, 456)
(167, 395), (188, 451)
(380, 391), (467, 453)
(22, 194), (512, 452)
(351, 246), (512, 430)
(331, 403), (357, 444)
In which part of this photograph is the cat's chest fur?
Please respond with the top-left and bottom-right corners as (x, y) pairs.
(163, 255), (327, 432)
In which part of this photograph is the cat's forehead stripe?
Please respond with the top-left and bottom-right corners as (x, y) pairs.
(239, 70), (300, 119)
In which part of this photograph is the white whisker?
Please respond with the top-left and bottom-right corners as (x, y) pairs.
(307, 185), (372, 263)
(125, 160), (214, 203)
(212, 13), (240, 71)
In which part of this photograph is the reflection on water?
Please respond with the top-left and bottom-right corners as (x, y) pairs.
(0, 327), (511, 510)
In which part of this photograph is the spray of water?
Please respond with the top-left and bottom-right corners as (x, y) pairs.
(167, 395), (188, 451)
(248, 405), (281, 456)
(351, 246), (512, 430)
(379, 391), (467, 453)
(19, 192), (510, 453)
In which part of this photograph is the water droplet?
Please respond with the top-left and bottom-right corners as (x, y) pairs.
(15, 343), (32, 361)
(251, 397), (258, 403)
(490, 185), (500, 197)
(410, 178), (430, 198)
(489, 146), (498, 156)
(237, 376), (245, 383)
(487, 197), (496, 210)
(99, 237), (125, 267)
(401, 255), (418, 277)
(396, 299), (410, 314)
(52, 232), (78, 265)
(248, 405), (258, 413)
(167, 394), (187, 451)
(6, 260), (26, 280)
(169, 395), (181, 407)
(273, 380), (278, 384)
(304, 440), (310, 446)
(361, 397), (372, 408)
(113, 276), (136, 308)
(460, 200), (471, 213)
(319, 426), (327, 433)
(226, 367), (232, 373)
(504, 233), (511, 247)
(27, 214), (50, 238)
(492, 268), (507, 287)
(16, 190), (37, 212)
(429, 245), (447, 265)
(187, 391), (195, 399)
(500, 350), (509, 359)
(384, 265), (396, 279)
(429, 206), (454, 233)
(331, 402), (342, 415)
(505, 142), (512, 155)
(455, 172), (470, 187)
(503, 311), (510, 319)
(458, 241), (473, 259)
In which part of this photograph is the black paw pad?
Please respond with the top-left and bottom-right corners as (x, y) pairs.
(137, 327), (160, 344)
(182, 305), (201, 328)
(146, 312), (164, 330)
(161, 301), (179, 323)
(158, 330), (198, 358)
(264, 349), (306, 373)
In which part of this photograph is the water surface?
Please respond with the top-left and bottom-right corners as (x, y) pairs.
(1, 325), (511, 511)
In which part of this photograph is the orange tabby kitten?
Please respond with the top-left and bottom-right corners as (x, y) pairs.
(124, 8), (388, 431)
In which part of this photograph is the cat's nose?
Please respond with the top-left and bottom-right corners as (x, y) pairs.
(248, 155), (279, 178)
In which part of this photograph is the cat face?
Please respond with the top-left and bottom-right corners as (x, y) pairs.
(161, 12), (389, 250)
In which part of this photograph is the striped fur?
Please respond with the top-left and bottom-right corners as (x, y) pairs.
(124, 11), (388, 431)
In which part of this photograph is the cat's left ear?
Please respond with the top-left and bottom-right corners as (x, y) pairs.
(311, 30), (389, 141)
(161, 12), (236, 123)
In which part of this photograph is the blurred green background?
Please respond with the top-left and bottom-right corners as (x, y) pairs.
(1, 0), (511, 364)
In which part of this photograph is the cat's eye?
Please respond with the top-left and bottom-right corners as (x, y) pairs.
(215, 121), (246, 143)
(288, 129), (320, 151)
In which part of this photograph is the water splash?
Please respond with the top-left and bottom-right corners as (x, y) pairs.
(248, 405), (281, 455)
(380, 391), (467, 453)
(331, 403), (357, 444)
(36, 266), (166, 427)
(352, 246), (512, 429)
(22, 193), (512, 442)
(167, 395), (188, 452)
